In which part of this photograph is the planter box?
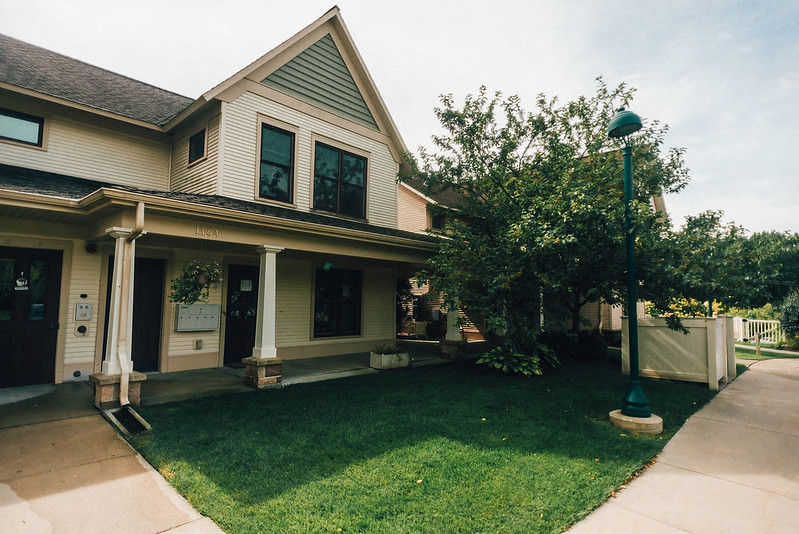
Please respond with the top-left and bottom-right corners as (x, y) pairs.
(622, 316), (736, 390)
(370, 352), (410, 369)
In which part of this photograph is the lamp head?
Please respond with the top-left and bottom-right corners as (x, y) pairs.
(607, 107), (643, 139)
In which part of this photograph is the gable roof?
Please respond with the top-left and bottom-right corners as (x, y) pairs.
(0, 33), (193, 126)
(262, 33), (378, 130)
(194, 7), (409, 166)
(401, 176), (464, 208)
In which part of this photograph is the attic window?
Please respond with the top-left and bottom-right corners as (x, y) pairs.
(0, 108), (44, 147)
(188, 129), (206, 164)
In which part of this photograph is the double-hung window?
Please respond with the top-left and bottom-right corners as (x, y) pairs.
(313, 142), (366, 219)
(0, 108), (44, 147)
(188, 129), (206, 164)
(259, 124), (295, 204)
(313, 267), (362, 337)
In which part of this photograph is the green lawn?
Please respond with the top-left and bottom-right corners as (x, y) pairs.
(735, 346), (799, 361)
(130, 359), (715, 534)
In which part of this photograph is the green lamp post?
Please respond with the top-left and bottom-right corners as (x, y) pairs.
(608, 107), (651, 418)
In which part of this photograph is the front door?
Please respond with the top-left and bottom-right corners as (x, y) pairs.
(224, 264), (259, 365)
(131, 258), (164, 372)
(103, 257), (164, 372)
(0, 246), (63, 388)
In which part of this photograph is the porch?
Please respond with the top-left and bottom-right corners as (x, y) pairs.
(0, 340), (456, 426)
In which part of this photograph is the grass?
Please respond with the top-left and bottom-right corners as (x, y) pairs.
(735, 346), (799, 361)
(130, 358), (716, 534)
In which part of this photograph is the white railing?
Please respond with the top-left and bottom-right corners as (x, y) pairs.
(732, 317), (784, 343)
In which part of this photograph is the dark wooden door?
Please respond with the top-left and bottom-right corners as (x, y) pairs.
(103, 257), (164, 372)
(131, 258), (164, 372)
(224, 264), (260, 365)
(0, 246), (62, 388)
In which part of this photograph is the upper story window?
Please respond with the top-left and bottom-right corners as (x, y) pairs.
(188, 129), (206, 164)
(430, 209), (446, 232)
(259, 123), (294, 204)
(313, 142), (366, 219)
(0, 108), (44, 147)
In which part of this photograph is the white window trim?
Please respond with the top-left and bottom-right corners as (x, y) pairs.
(254, 114), (299, 207)
(187, 125), (209, 167)
(309, 133), (371, 221)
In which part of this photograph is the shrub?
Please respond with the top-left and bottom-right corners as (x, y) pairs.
(781, 290), (799, 348)
(539, 330), (608, 361)
(475, 331), (559, 376)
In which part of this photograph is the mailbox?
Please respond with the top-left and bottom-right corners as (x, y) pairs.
(175, 303), (221, 332)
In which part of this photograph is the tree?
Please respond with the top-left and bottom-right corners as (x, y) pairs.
(645, 214), (797, 318)
(406, 79), (689, 372)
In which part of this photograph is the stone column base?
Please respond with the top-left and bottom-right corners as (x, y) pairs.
(440, 340), (468, 360)
(89, 372), (147, 410)
(609, 409), (663, 434)
(243, 356), (283, 388)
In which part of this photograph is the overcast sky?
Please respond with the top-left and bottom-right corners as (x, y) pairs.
(2, 0), (796, 233)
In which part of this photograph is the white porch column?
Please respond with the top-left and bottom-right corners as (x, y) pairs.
(251, 245), (284, 359)
(445, 305), (462, 342)
(102, 229), (130, 374)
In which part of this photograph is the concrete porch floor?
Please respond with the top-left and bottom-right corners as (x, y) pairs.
(0, 340), (459, 427)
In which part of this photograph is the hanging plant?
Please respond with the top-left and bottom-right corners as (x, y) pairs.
(169, 259), (222, 304)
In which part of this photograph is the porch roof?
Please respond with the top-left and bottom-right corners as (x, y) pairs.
(0, 163), (440, 246)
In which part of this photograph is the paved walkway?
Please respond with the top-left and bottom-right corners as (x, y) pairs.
(570, 358), (799, 533)
(0, 345), (451, 533)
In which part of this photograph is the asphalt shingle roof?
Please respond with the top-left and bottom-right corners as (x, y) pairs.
(0, 34), (194, 126)
(0, 164), (439, 244)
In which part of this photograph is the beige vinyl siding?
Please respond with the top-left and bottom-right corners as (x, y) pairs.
(170, 115), (220, 195)
(163, 251), (223, 372)
(579, 301), (600, 331)
(275, 258), (313, 344)
(61, 241), (102, 378)
(220, 92), (398, 228)
(0, 115), (170, 189)
(361, 266), (396, 339)
(397, 185), (429, 234)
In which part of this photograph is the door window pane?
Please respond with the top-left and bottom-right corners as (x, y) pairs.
(0, 258), (13, 321)
(27, 260), (47, 320)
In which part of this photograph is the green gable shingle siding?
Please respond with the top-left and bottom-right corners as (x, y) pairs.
(262, 34), (379, 130)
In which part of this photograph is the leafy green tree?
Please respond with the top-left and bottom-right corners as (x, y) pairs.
(781, 290), (799, 350)
(646, 214), (796, 318)
(407, 79), (688, 371)
(747, 231), (799, 305)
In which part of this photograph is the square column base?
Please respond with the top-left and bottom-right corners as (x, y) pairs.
(440, 340), (468, 360)
(89, 372), (147, 410)
(243, 357), (283, 388)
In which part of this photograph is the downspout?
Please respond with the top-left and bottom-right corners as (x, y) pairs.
(117, 202), (145, 406)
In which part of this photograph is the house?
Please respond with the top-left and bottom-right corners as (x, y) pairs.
(0, 8), (439, 402)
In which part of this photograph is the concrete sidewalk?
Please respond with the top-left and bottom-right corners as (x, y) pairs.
(0, 411), (223, 533)
(570, 358), (799, 533)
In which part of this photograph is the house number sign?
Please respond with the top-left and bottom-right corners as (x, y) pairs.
(195, 226), (220, 238)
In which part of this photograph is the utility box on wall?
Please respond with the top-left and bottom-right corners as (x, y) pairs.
(175, 304), (221, 332)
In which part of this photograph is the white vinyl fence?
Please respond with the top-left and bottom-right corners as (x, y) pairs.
(732, 317), (784, 343)
(622, 316), (735, 390)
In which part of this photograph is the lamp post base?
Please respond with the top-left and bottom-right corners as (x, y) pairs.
(609, 409), (663, 434)
(621, 382), (651, 418)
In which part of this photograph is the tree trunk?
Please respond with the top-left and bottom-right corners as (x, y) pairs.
(571, 291), (582, 334)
